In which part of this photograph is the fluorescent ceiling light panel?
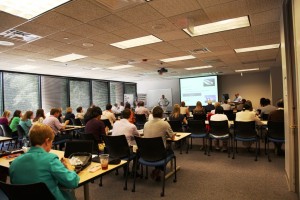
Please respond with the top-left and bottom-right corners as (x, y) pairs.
(13, 65), (38, 70)
(234, 44), (280, 53)
(0, 41), (14, 46)
(108, 65), (135, 70)
(0, 0), (70, 19)
(235, 68), (259, 72)
(160, 55), (196, 63)
(110, 35), (162, 49)
(49, 53), (87, 63)
(183, 16), (250, 37)
(185, 65), (213, 70)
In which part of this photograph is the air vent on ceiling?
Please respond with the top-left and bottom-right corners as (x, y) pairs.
(203, 59), (222, 64)
(0, 29), (41, 43)
(242, 59), (276, 64)
(188, 47), (211, 54)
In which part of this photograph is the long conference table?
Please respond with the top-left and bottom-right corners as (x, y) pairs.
(0, 149), (127, 200)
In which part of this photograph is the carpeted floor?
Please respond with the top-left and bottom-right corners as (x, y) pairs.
(75, 140), (297, 200)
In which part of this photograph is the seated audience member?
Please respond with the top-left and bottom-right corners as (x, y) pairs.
(101, 104), (116, 127)
(169, 104), (187, 124)
(65, 107), (75, 125)
(205, 100), (215, 113)
(193, 101), (206, 119)
(112, 103), (120, 114)
(236, 101), (262, 148)
(0, 110), (11, 126)
(10, 123), (79, 199)
(236, 99), (246, 111)
(233, 93), (243, 102)
(135, 101), (150, 117)
(112, 108), (140, 146)
(210, 106), (230, 151)
(75, 106), (84, 120)
(268, 99), (284, 155)
(84, 106), (107, 144)
(221, 100), (231, 111)
(210, 102), (221, 114)
(57, 108), (64, 123)
(9, 110), (22, 137)
(33, 108), (46, 123)
(19, 111), (34, 137)
(124, 103), (135, 124)
(260, 98), (277, 116)
(119, 102), (125, 113)
(180, 101), (190, 117)
(143, 106), (175, 181)
(43, 108), (69, 150)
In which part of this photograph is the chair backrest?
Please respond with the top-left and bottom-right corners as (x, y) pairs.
(135, 114), (146, 124)
(16, 125), (25, 139)
(0, 124), (12, 137)
(0, 181), (55, 200)
(0, 126), (4, 136)
(168, 120), (183, 132)
(103, 135), (130, 159)
(223, 110), (235, 121)
(209, 120), (229, 136)
(80, 133), (99, 154)
(261, 114), (269, 120)
(268, 121), (285, 139)
(72, 118), (83, 126)
(101, 119), (112, 130)
(64, 140), (93, 157)
(234, 121), (256, 138)
(193, 113), (206, 120)
(187, 119), (206, 134)
(135, 136), (167, 162)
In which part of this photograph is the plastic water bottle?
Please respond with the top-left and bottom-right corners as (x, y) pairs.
(22, 137), (28, 147)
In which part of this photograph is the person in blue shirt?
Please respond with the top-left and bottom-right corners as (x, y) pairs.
(10, 123), (80, 200)
(19, 110), (33, 136)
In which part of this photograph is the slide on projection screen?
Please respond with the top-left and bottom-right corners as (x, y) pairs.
(180, 76), (218, 106)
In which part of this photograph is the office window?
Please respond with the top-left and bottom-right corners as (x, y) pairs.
(70, 80), (90, 111)
(124, 83), (136, 95)
(110, 82), (123, 105)
(3, 72), (39, 112)
(41, 76), (68, 114)
(92, 80), (109, 111)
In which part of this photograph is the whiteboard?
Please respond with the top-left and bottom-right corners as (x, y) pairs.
(147, 89), (172, 108)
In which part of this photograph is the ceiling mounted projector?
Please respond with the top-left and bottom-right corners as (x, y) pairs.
(157, 67), (168, 75)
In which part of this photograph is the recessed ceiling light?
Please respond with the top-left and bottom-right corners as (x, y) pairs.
(183, 16), (250, 37)
(0, 41), (14, 46)
(185, 65), (213, 70)
(0, 0), (71, 19)
(107, 65), (135, 70)
(160, 55), (196, 63)
(234, 44), (280, 53)
(49, 53), (87, 62)
(83, 67), (101, 70)
(13, 65), (38, 70)
(110, 35), (162, 49)
(64, 37), (69, 40)
(235, 68), (259, 72)
(82, 43), (94, 47)
(26, 59), (36, 62)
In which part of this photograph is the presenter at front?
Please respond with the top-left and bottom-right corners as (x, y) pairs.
(158, 95), (170, 111)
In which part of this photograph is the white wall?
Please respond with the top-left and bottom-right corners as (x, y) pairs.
(270, 67), (284, 104)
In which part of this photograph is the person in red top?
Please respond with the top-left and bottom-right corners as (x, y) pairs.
(0, 110), (11, 126)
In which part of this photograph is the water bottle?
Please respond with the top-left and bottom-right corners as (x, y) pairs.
(22, 137), (28, 147)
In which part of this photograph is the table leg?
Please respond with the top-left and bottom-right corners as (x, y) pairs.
(84, 183), (89, 200)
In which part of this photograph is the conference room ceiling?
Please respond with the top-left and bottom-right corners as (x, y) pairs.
(0, 0), (283, 82)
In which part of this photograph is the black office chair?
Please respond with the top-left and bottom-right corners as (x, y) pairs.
(223, 110), (235, 121)
(0, 181), (55, 200)
(135, 114), (146, 130)
(16, 125), (26, 147)
(80, 133), (100, 155)
(0, 124), (16, 149)
(64, 140), (93, 158)
(233, 121), (259, 161)
(103, 135), (133, 190)
(266, 121), (285, 162)
(192, 113), (206, 120)
(168, 120), (183, 132)
(72, 118), (83, 126)
(208, 120), (231, 157)
(132, 136), (177, 197)
(187, 119), (207, 153)
(101, 119), (112, 130)
(261, 114), (269, 120)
